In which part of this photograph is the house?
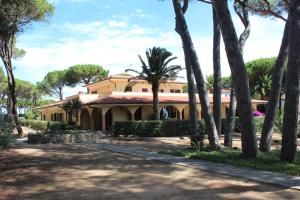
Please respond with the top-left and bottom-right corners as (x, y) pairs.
(36, 75), (267, 131)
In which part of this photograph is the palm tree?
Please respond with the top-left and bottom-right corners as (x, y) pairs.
(126, 47), (182, 120)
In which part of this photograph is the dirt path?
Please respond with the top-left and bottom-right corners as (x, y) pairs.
(1, 143), (299, 200)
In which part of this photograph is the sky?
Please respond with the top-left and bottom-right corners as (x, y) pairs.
(4, 0), (286, 97)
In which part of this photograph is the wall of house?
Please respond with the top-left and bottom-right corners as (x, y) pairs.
(141, 106), (153, 120)
(87, 78), (186, 95)
(41, 107), (66, 123)
(111, 106), (130, 124)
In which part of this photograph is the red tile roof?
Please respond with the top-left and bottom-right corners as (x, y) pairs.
(84, 94), (267, 106)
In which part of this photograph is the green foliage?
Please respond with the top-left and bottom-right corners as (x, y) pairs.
(0, 67), (4, 83)
(274, 109), (283, 134)
(245, 0), (288, 20)
(62, 99), (81, 123)
(0, 0), (54, 35)
(246, 57), (285, 99)
(65, 64), (109, 86)
(47, 122), (80, 133)
(126, 47), (182, 84)
(114, 120), (206, 137)
(204, 75), (232, 91)
(162, 149), (300, 176)
(25, 110), (40, 120)
(38, 70), (68, 99)
(20, 118), (48, 131)
(221, 116), (265, 134)
(19, 118), (80, 132)
(0, 115), (14, 150)
(253, 116), (265, 133)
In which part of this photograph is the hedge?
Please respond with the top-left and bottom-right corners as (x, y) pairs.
(114, 120), (205, 137)
(0, 115), (14, 150)
(20, 119), (80, 132)
(221, 116), (265, 134)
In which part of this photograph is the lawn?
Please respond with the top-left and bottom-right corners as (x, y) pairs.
(161, 148), (300, 176)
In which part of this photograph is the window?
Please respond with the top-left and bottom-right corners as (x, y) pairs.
(171, 89), (180, 93)
(51, 113), (64, 122)
(43, 115), (46, 121)
(126, 86), (132, 92)
(142, 88), (148, 92)
(91, 91), (97, 94)
(160, 89), (164, 93)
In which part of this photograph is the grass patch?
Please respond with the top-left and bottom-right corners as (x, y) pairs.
(161, 148), (300, 176)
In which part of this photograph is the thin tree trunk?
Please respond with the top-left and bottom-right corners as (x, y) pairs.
(173, 0), (221, 150)
(152, 83), (160, 120)
(225, 88), (236, 147)
(280, 1), (300, 163)
(184, 47), (198, 145)
(212, 7), (222, 136)
(259, 20), (289, 152)
(213, 0), (257, 158)
(59, 88), (63, 100)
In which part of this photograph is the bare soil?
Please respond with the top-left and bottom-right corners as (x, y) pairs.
(1, 143), (300, 200)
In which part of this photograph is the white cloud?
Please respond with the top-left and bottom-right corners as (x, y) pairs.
(14, 14), (285, 97)
(107, 20), (128, 28)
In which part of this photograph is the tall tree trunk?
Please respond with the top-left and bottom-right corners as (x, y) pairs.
(259, 20), (289, 152)
(213, 0), (257, 158)
(212, 7), (222, 136)
(223, 0), (251, 149)
(184, 47), (198, 145)
(4, 60), (23, 137)
(280, 1), (300, 163)
(173, 0), (221, 150)
(224, 88), (236, 147)
(152, 83), (160, 120)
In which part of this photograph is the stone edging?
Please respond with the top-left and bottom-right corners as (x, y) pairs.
(28, 132), (103, 144)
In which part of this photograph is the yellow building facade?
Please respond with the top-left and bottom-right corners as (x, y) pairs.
(37, 75), (266, 132)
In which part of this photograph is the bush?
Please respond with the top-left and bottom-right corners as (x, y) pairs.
(20, 118), (48, 131)
(25, 110), (40, 120)
(253, 116), (265, 133)
(47, 122), (80, 133)
(0, 116), (14, 150)
(20, 118), (81, 132)
(114, 120), (206, 137)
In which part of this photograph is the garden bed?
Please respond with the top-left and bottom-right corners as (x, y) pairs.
(161, 148), (300, 176)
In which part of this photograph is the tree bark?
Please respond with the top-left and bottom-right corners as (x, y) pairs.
(212, 7), (222, 136)
(3, 58), (23, 137)
(59, 87), (63, 100)
(172, 0), (221, 150)
(184, 47), (198, 145)
(225, 0), (251, 148)
(213, 0), (257, 158)
(152, 83), (160, 120)
(259, 20), (289, 152)
(280, 1), (300, 163)
(224, 88), (236, 147)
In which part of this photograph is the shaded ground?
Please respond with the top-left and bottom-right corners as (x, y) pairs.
(96, 132), (299, 152)
(1, 144), (300, 200)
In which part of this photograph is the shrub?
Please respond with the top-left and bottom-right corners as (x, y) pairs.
(0, 115), (14, 150)
(253, 116), (265, 133)
(114, 120), (206, 137)
(47, 122), (80, 133)
(20, 118), (48, 131)
(24, 110), (40, 119)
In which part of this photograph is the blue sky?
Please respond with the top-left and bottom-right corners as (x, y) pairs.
(5, 0), (285, 97)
